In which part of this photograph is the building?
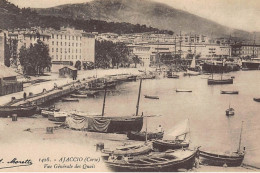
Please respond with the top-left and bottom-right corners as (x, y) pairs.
(0, 30), (5, 64)
(5, 27), (95, 70)
(0, 63), (23, 96)
(231, 44), (260, 58)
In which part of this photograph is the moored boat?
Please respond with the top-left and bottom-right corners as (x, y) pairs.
(208, 78), (233, 85)
(102, 148), (198, 172)
(153, 119), (190, 152)
(48, 111), (67, 122)
(253, 97), (260, 102)
(226, 108), (235, 116)
(199, 150), (245, 167)
(127, 131), (164, 141)
(61, 98), (79, 102)
(144, 95), (159, 99)
(199, 121), (245, 167)
(221, 91), (239, 94)
(176, 89), (192, 93)
(102, 143), (152, 156)
(0, 105), (38, 117)
(70, 94), (88, 98)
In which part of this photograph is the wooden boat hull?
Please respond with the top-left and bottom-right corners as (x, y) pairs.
(144, 95), (159, 99)
(199, 150), (244, 167)
(48, 114), (66, 122)
(127, 131), (164, 141)
(106, 117), (143, 133)
(103, 149), (198, 172)
(226, 111), (235, 116)
(152, 140), (189, 152)
(103, 144), (152, 156)
(221, 91), (239, 94)
(253, 98), (260, 102)
(208, 79), (233, 85)
(176, 90), (192, 93)
(0, 105), (38, 117)
(61, 98), (79, 102)
(70, 94), (88, 98)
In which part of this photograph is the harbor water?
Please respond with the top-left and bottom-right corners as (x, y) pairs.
(53, 70), (260, 168)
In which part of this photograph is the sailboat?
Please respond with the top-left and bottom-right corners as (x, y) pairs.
(208, 59), (233, 85)
(64, 80), (144, 133)
(184, 56), (200, 76)
(152, 119), (190, 152)
(199, 121), (245, 167)
(226, 104), (235, 116)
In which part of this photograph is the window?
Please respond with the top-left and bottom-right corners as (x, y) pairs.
(52, 48), (54, 52)
(72, 36), (74, 40)
(76, 43), (78, 47)
(52, 55), (54, 59)
(57, 35), (59, 39)
(56, 48), (58, 52)
(52, 41), (54, 45)
(57, 42), (58, 46)
(65, 42), (66, 46)
(72, 43), (74, 46)
(60, 48), (62, 53)
(68, 48), (70, 53)
(52, 34), (54, 38)
(61, 42), (62, 46)
(76, 49), (77, 53)
(69, 36), (70, 40)
(56, 55), (58, 59)
(65, 55), (66, 60)
(69, 43), (70, 46)
(30, 36), (32, 40)
(72, 49), (74, 53)
(76, 36), (78, 41)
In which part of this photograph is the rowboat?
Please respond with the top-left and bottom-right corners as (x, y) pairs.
(199, 150), (245, 167)
(144, 95), (159, 99)
(70, 94), (88, 98)
(102, 143), (152, 156)
(102, 148), (198, 172)
(176, 89), (192, 92)
(221, 91), (239, 94)
(48, 111), (67, 122)
(0, 105), (38, 117)
(253, 97), (260, 102)
(127, 131), (164, 141)
(153, 119), (190, 152)
(61, 98), (79, 102)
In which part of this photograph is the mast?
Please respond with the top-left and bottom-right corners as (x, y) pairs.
(145, 113), (148, 144)
(136, 79), (142, 116)
(101, 84), (107, 117)
(238, 121), (244, 151)
(179, 31), (182, 58)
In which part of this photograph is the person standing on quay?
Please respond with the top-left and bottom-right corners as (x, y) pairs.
(23, 92), (27, 101)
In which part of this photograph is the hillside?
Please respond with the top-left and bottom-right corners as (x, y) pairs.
(35, 0), (255, 40)
(0, 0), (171, 34)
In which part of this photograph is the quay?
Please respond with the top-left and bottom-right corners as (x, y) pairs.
(0, 68), (144, 107)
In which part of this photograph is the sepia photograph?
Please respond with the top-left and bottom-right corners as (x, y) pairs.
(0, 0), (260, 172)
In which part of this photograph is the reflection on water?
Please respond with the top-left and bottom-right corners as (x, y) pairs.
(54, 70), (260, 167)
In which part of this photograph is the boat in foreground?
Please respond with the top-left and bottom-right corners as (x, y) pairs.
(144, 95), (159, 99)
(221, 91), (239, 94)
(70, 94), (88, 98)
(226, 107), (235, 116)
(199, 121), (245, 167)
(0, 105), (38, 117)
(102, 148), (198, 172)
(199, 150), (245, 167)
(102, 143), (152, 156)
(253, 97), (260, 102)
(153, 119), (190, 152)
(127, 131), (164, 141)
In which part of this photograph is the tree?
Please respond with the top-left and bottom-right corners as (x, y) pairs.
(19, 40), (51, 75)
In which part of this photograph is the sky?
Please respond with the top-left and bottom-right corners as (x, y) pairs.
(7, 0), (260, 32)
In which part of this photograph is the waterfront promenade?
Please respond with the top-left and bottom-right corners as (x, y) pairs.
(0, 68), (143, 106)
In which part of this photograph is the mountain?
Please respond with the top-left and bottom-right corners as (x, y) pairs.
(35, 0), (255, 41)
(0, 0), (172, 34)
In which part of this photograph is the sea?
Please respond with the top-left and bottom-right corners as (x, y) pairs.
(53, 70), (260, 168)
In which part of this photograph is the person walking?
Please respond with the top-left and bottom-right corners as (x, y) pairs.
(23, 92), (27, 101)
